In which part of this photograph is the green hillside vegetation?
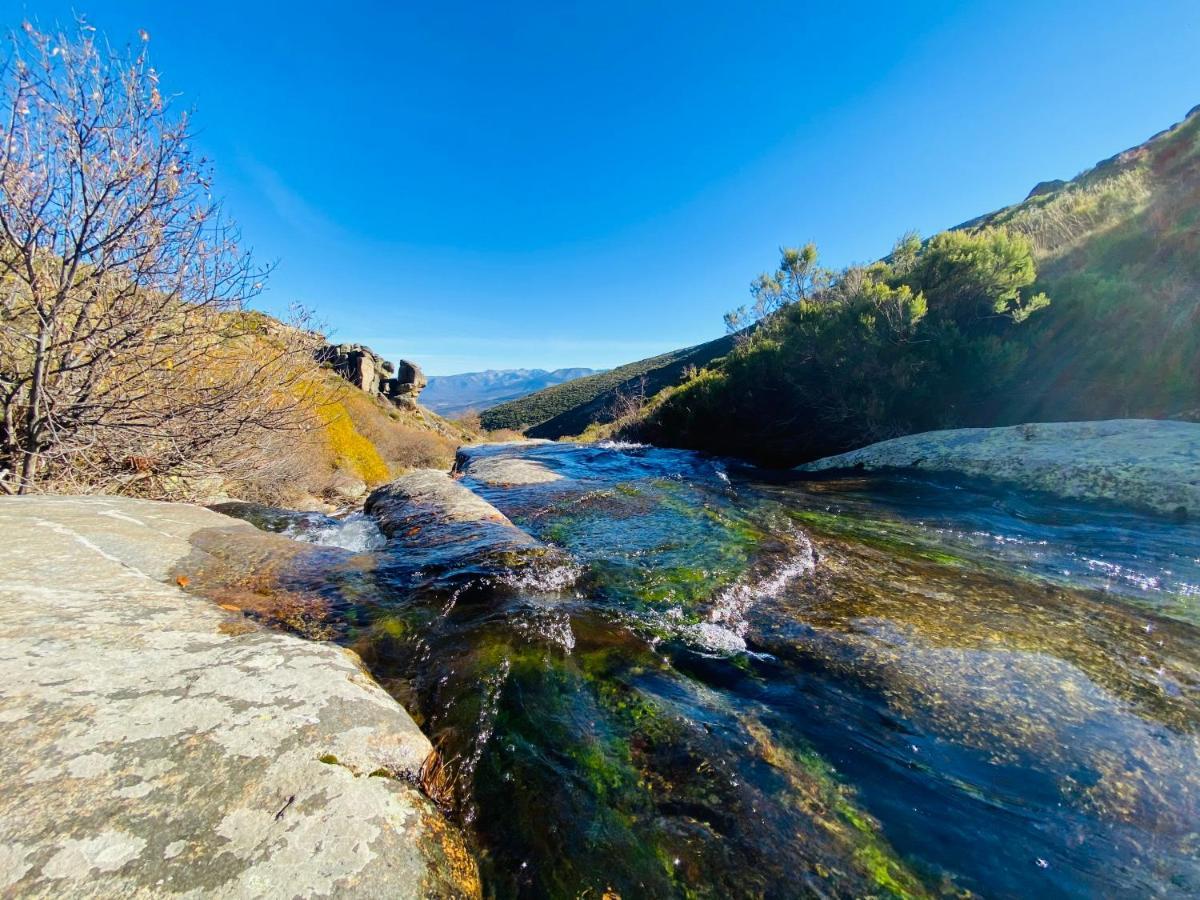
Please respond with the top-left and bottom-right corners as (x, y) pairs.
(627, 229), (1050, 464)
(975, 105), (1200, 422)
(616, 106), (1200, 465)
(479, 334), (735, 438)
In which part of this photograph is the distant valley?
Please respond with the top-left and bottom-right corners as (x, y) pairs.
(422, 368), (599, 417)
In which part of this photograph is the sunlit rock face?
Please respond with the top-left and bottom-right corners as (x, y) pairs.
(0, 495), (479, 899)
(798, 418), (1200, 518)
(316, 343), (428, 408)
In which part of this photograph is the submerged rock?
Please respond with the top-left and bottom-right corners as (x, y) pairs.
(0, 495), (479, 898)
(798, 419), (1200, 518)
(454, 452), (563, 486)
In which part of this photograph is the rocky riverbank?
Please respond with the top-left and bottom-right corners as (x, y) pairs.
(798, 419), (1200, 519)
(0, 495), (479, 898)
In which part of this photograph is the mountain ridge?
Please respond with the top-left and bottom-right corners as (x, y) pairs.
(423, 367), (599, 417)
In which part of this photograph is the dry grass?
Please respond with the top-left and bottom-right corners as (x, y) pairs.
(336, 386), (460, 474)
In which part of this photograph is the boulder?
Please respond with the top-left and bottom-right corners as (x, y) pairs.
(384, 360), (428, 408)
(797, 419), (1200, 519)
(366, 469), (537, 539)
(396, 359), (427, 392)
(316, 344), (428, 409)
(316, 343), (384, 393)
(0, 495), (479, 898)
(365, 470), (546, 567)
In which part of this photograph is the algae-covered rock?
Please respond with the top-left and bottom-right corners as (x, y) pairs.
(0, 495), (479, 898)
(798, 419), (1200, 518)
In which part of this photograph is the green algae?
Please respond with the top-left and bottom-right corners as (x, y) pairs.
(787, 507), (969, 568)
(372, 616), (408, 639)
(235, 441), (1200, 897)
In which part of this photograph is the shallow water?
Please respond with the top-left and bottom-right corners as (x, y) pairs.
(229, 442), (1200, 898)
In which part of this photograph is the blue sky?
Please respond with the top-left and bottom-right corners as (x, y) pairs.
(5, 1), (1200, 373)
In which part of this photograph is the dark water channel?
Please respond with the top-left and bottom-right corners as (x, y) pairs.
(226, 440), (1200, 899)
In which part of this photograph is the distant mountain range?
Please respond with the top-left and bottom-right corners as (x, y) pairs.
(422, 368), (599, 417)
(479, 339), (734, 438)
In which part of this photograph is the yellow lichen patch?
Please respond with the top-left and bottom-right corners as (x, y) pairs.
(418, 805), (483, 898)
(318, 400), (391, 486)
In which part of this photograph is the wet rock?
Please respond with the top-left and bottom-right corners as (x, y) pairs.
(798, 419), (1200, 518)
(365, 469), (543, 555)
(455, 454), (563, 486)
(0, 495), (479, 899)
(452, 442), (562, 486)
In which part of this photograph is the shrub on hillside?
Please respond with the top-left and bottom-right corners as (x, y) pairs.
(627, 229), (1050, 465)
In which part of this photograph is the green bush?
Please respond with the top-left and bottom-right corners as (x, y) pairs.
(628, 229), (1050, 465)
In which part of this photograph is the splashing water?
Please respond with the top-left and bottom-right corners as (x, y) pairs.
(283, 511), (386, 552)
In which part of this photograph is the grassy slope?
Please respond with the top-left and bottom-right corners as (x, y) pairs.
(972, 106), (1200, 423)
(479, 334), (735, 438)
(238, 364), (476, 505)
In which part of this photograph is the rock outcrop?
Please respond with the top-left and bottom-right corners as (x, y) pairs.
(798, 419), (1200, 519)
(0, 495), (479, 898)
(317, 343), (427, 408)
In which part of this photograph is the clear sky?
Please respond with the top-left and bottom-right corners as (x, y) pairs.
(4, 1), (1200, 374)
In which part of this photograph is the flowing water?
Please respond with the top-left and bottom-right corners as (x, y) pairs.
(227, 441), (1200, 898)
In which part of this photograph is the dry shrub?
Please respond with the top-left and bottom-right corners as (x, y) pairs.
(317, 399), (390, 486)
(484, 428), (527, 443)
(453, 411), (484, 434)
(0, 23), (327, 496)
(226, 423), (332, 506)
(337, 386), (458, 474)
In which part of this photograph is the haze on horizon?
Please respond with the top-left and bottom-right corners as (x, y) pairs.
(5, 0), (1198, 375)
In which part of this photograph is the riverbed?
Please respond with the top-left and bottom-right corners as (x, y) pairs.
(225, 440), (1200, 898)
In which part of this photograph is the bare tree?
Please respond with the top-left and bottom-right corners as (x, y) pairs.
(609, 375), (648, 422)
(0, 21), (322, 496)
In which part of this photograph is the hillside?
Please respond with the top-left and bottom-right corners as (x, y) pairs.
(479, 335), (735, 438)
(423, 368), (597, 417)
(612, 105), (1200, 465)
(969, 105), (1200, 423)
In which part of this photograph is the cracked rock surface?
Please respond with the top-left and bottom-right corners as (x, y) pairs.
(0, 495), (479, 898)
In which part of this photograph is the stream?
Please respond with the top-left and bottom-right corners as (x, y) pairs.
(223, 440), (1200, 898)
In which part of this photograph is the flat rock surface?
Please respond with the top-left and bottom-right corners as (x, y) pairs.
(0, 495), (478, 898)
(798, 419), (1200, 517)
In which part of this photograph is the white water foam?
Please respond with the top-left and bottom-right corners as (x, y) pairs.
(498, 559), (583, 593)
(703, 529), (817, 641)
(596, 439), (649, 451)
(684, 621), (747, 654)
(284, 512), (386, 552)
